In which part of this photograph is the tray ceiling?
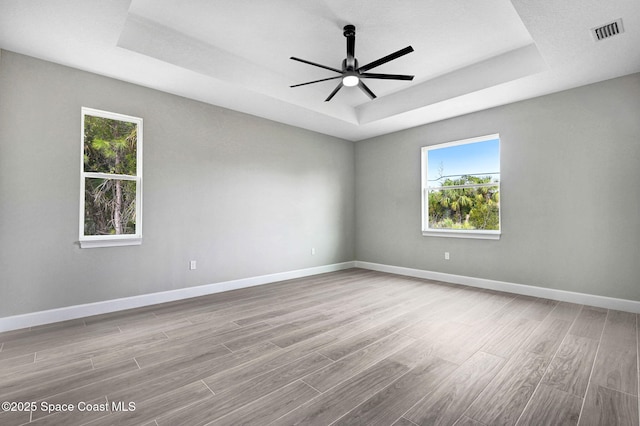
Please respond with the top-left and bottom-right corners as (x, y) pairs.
(1, 0), (638, 140)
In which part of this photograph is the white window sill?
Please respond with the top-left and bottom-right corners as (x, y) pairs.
(79, 237), (142, 248)
(422, 230), (500, 240)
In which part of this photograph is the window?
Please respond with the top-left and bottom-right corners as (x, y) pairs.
(422, 134), (500, 239)
(80, 108), (143, 248)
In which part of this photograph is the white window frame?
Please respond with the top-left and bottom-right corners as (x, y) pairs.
(79, 107), (143, 248)
(421, 134), (501, 240)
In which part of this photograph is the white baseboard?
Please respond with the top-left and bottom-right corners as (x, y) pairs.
(4, 260), (637, 333)
(355, 261), (640, 313)
(0, 261), (356, 333)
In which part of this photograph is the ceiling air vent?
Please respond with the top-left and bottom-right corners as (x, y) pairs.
(591, 19), (624, 41)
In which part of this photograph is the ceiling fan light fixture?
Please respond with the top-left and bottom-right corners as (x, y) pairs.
(342, 74), (359, 87)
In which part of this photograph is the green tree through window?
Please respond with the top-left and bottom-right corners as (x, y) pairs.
(80, 108), (142, 247)
(422, 135), (500, 239)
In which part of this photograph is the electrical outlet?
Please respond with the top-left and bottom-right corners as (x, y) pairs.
(189, 260), (197, 270)
(444, 252), (450, 260)
(311, 248), (316, 255)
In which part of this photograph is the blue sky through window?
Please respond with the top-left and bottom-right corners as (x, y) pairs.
(427, 138), (499, 186)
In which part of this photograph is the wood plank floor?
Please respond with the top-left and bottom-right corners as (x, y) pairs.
(0, 268), (638, 425)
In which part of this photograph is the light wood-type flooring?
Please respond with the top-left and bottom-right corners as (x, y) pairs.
(1, 268), (638, 425)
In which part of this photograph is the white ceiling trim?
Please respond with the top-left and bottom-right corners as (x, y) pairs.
(117, 13), (358, 124)
(357, 43), (548, 124)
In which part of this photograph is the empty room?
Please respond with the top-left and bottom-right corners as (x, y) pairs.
(1, 0), (639, 425)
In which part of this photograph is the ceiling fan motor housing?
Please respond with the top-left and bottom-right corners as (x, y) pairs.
(343, 25), (356, 37)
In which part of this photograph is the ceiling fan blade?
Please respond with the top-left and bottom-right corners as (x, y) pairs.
(360, 73), (414, 81)
(357, 46), (414, 73)
(325, 82), (343, 102)
(290, 57), (342, 74)
(290, 75), (342, 88)
(358, 80), (377, 100)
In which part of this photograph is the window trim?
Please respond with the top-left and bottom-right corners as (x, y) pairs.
(79, 107), (143, 248)
(421, 134), (501, 240)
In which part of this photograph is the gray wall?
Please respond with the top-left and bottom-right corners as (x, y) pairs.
(0, 51), (355, 317)
(355, 73), (640, 301)
(1, 49), (639, 319)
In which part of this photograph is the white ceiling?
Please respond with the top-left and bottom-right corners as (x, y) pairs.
(1, 0), (638, 141)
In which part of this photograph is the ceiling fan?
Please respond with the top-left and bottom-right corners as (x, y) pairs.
(290, 25), (415, 102)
